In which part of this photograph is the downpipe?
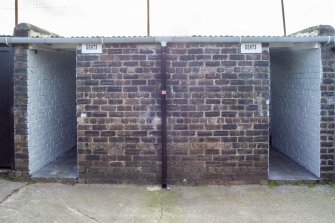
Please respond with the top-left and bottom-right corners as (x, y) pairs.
(160, 41), (167, 189)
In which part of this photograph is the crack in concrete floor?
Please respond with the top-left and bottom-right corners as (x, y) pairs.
(0, 183), (26, 205)
(65, 206), (99, 222)
(157, 193), (164, 223)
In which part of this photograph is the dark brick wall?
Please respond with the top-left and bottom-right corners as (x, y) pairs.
(320, 44), (335, 180)
(12, 40), (333, 183)
(166, 43), (270, 184)
(13, 46), (29, 177)
(76, 44), (162, 183)
(77, 42), (270, 184)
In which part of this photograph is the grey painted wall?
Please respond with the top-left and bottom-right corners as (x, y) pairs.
(271, 48), (322, 177)
(27, 50), (76, 174)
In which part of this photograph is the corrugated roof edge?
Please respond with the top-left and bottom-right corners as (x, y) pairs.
(1, 36), (334, 45)
(1, 23), (333, 44)
(9, 23), (335, 39)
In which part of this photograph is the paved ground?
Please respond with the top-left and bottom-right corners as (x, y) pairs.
(32, 148), (77, 179)
(0, 180), (334, 223)
(0, 179), (25, 203)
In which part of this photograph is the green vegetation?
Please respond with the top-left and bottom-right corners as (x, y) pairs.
(144, 189), (182, 222)
(291, 180), (302, 186)
(0, 172), (18, 181)
(306, 181), (317, 188)
(327, 181), (335, 189)
(16, 95), (25, 104)
(267, 181), (279, 188)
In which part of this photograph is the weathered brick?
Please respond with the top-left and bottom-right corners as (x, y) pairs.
(73, 41), (273, 184)
(229, 54), (245, 60)
(319, 44), (335, 180)
(76, 43), (162, 184)
(205, 61), (221, 67)
(188, 48), (203, 54)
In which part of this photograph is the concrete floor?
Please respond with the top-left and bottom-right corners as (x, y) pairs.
(28, 147), (319, 182)
(0, 180), (25, 203)
(0, 181), (334, 223)
(32, 148), (77, 180)
(269, 149), (318, 181)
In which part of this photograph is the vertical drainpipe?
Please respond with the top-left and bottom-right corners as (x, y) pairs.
(160, 42), (167, 189)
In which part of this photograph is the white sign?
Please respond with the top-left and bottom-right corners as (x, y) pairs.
(240, 43), (262, 54)
(82, 44), (102, 54)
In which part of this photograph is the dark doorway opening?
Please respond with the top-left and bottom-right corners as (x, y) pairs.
(0, 46), (14, 168)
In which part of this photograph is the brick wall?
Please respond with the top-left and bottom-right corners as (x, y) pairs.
(166, 43), (270, 184)
(271, 48), (322, 177)
(77, 42), (270, 184)
(13, 46), (29, 177)
(320, 44), (335, 180)
(27, 50), (76, 174)
(76, 44), (162, 183)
